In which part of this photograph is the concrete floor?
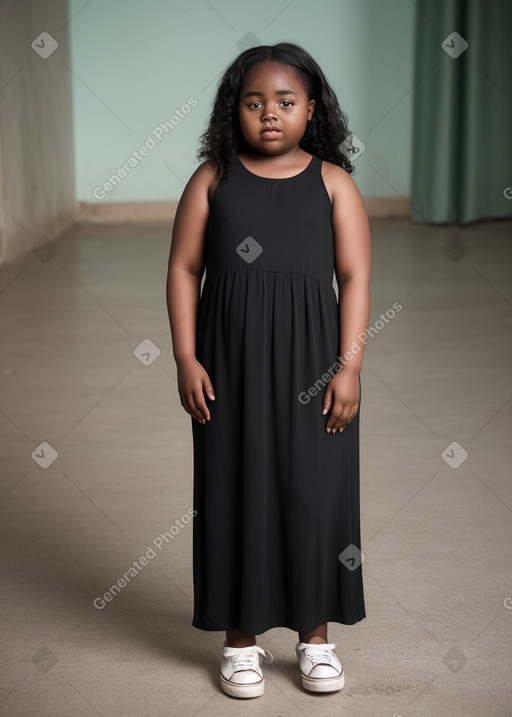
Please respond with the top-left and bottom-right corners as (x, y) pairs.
(1, 218), (511, 716)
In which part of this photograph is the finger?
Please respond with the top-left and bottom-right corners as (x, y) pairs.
(182, 393), (206, 423)
(203, 379), (215, 401)
(326, 408), (341, 432)
(326, 413), (342, 433)
(191, 387), (211, 423)
(326, 402), (352, 433)
(322, 387), (333, 416)
(328, 404), (358, 433)
(200, 375), (216, 420)
(180, 384), (209, 424)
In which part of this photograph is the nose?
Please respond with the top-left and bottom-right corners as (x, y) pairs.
(262, 108), (277, 121)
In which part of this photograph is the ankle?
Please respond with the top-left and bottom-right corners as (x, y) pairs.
(299, 636), (327, 645)
(225, 629), (256, 648)
(224, 636), (256, 648)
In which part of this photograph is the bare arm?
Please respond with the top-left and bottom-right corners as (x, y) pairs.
(166, 162), (216, 424)
(322, 167), (372, 433)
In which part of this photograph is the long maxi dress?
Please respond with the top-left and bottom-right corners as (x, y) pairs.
(190, 153), (366, 635)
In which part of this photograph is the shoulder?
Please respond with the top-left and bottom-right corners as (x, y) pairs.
(183, 160), (222, 203)
(320, 159), (365, 211)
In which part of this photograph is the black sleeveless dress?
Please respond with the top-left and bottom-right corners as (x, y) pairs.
(191, 154), (366, 635)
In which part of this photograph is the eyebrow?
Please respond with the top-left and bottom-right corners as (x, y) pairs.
(242, 89), (298, 99)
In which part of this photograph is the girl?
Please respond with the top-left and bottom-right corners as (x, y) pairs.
(166, 42), (371, 699)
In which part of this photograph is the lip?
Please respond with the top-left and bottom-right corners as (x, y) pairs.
(261, 126), (281, 135)
(261, 129), (282, 139)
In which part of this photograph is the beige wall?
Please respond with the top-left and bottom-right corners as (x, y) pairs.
(0, 0), (76, 266)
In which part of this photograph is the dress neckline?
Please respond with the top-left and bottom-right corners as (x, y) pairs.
(236, 154), (315, 180)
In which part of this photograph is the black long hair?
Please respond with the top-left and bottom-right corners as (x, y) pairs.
(197, 42), (356, 179)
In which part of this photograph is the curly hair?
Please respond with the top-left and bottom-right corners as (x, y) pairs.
(197, 42), (356, 179)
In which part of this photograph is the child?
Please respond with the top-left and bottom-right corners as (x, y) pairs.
(166, 42), (371, 699)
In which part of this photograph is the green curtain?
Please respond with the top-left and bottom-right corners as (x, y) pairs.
(411, 0), (512, 224)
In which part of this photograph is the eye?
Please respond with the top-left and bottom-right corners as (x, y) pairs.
(247, 100), (294, 109)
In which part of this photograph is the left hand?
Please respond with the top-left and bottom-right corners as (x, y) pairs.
(322, 369), (360, 434)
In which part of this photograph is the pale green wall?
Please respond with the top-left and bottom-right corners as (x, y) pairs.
(69, 0), (415, 202)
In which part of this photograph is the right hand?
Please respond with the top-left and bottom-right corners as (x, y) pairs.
(176, 357), (215, 424)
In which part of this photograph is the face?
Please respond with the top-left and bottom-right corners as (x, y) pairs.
(238, 60), (316, 157)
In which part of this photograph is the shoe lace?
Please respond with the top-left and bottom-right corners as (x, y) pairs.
(303, 644), (337, 667)
(228, 646), (273, 672)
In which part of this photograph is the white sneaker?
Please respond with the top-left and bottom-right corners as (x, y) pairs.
(220, 643), (273, 698)
(295, 641), (345, 692)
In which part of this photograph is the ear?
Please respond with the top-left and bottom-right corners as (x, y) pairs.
(307, 98), (316, 120)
